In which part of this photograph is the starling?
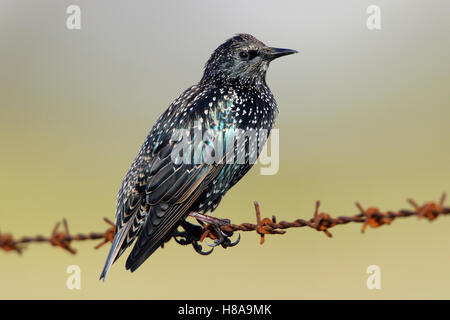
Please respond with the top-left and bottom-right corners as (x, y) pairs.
(100, 34), (296, 280)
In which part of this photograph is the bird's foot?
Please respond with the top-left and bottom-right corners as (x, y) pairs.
(204, 224), (241, 249)
(188, 212), (240, 249)
(172, 220), (214, 255)
(172, 213), (241, 255)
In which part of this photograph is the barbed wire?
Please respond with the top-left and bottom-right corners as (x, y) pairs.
(0, 194), (448, 254)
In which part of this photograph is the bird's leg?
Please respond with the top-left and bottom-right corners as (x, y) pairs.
(188, 212), (240, 249)
(188, 211), (230, 226)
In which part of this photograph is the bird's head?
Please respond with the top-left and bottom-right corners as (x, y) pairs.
(201, 34), (297, 85)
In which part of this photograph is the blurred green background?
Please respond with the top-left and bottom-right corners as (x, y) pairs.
(1, 0), (450, 299)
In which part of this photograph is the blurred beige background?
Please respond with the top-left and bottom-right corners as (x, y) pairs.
(1, 0), (450, 299)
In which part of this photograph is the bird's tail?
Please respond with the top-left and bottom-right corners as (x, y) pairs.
(99, 226), (129, 281)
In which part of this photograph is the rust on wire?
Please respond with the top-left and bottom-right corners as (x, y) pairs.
(1, 194), (449, 254)
(0, 217), (115, 254)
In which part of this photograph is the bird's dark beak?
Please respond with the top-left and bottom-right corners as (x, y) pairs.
(267, 47), (298, 60)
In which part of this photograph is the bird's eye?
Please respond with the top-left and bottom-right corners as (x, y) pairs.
(239, 51), (249, 59)
(239, 50), (259, 60)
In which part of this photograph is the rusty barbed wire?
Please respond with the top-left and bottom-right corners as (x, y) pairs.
(0, 218), (116, 254)
(1, 194), (449, 254)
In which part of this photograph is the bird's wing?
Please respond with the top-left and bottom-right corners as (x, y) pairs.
(100, 136), (225, 278)
(125, 154), (225, 272)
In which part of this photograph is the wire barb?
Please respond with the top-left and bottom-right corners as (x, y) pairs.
(1, 194), (449, 254)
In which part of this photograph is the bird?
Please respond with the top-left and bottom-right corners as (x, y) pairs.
(100, 33), (296, 280)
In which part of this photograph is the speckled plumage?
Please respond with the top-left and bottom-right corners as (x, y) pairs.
(100, 34), (296, 279)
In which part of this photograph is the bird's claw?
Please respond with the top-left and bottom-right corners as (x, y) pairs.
(176, 233), (214, 255)
(172, 218), (241, 255)
(192, 241), (214, 255)
(173, 221), (217, 255)
(228, 233), (241, 247)
(173, 231), (190, 245)
(206, 227), (241, 249)
(206, 240), (220, 247)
